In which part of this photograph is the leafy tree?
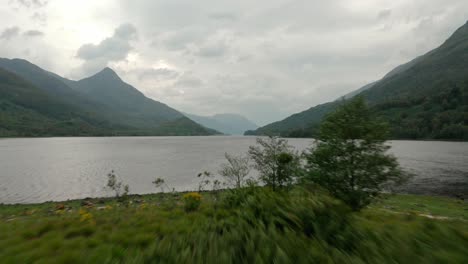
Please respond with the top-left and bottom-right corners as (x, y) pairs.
(305, 97), (408, 210)
(248, 137), (301, 191)
(218, 153), (250, 189)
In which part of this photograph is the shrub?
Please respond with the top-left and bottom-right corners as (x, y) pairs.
(197, 171), (222, 192)
(152, 177), (172, 193)
(183, 192), (202, 212)
(106, 170), (130, 198)
(218, 153), (250, 188)
(248, 136), (301, 191)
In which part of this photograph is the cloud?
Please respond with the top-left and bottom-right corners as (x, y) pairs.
(111, 0), (468, 124)
(377, 9), (392, 20)
(0, 27), (20, 40)
(1, 27), (44, 40)
(23, 29), (44, 37)
(160, 28), (206, 51)
(3, 0), (468, 124)
(30, 12), (47, 25)
(208, 12), (238, 21)
(75, 23), (137, 75)
(138, 68), (180, 81)
(196, 41), (228, 58)
(114, 23), (138, 40)
(174, 74), (203, 88)
(12, 0), (48, 8)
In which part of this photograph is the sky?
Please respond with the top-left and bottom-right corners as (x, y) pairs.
(0, 0), (467, 125)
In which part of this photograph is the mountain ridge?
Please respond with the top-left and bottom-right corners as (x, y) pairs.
(0, 59), (219, 136)
(246, 21), (468, 140)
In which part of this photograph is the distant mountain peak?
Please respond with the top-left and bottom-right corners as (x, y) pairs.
(101, 67), (116, 73)
(90, 67), (121, 82)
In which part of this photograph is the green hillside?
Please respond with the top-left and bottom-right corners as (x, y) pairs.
(0, 60), (218, 137)
(246, 21), (468, 140)
(66, 68), (183, 129)
(0, 68), (113, 136)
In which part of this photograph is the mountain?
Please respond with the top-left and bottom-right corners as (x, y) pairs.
(341, 81), (376, 100)
(0, 68), (114, 136)
(0, 59), (218, 136)
(247, 21), (468, 140)
(185, 113), (258, 135)
(0, 58), (114, 123)
(66, 67), (184, 129)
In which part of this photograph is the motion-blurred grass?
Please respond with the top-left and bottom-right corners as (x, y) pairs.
(0, 189), (467, 263)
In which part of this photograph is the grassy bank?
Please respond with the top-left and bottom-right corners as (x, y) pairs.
(1, 189), (467, 263)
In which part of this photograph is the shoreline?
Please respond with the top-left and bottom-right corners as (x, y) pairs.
(1, 189), (466, 207)
(1, 135), (467, 142)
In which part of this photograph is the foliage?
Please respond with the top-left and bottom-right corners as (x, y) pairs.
(248, 137), (301, 190)
(182, 192), (202, 212)
(218, 153), (251, 188)
(106, 170), (129, 198)
(79, 209), (95, 225)
(305, 97), (408, 210)
(0, 191), (467, 263)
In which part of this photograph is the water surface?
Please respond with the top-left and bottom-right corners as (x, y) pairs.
(0, 137), (467, 204)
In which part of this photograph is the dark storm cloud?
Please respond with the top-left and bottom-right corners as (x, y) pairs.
(0, 27), (20, 40)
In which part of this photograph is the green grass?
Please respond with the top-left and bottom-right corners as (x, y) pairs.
(0, 190), (467, 263)
(370, 194), (468, 221)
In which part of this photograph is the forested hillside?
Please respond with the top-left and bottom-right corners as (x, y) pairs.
(246, 21), (468, 140)
(0, 68), (114, 136)
(0, 60), (218, 137)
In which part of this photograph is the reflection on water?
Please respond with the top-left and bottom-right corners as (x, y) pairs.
(0, 137), (467, 204)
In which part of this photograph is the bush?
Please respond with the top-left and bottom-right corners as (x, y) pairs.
(248, 136), (301, 191)
(183, 192), (202, 212)
(218, 153), (250, 188)
(106, 170), (130, 198)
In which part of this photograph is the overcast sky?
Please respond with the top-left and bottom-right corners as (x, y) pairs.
(1, 0), (467, 125)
